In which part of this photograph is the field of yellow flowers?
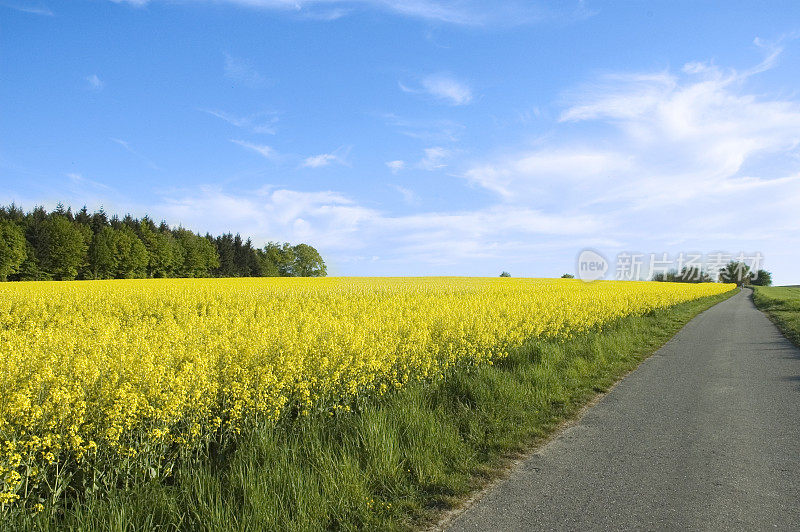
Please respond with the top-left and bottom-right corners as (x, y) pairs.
(0, 277), (733, 513)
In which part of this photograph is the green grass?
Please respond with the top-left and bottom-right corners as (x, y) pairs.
(752, 286), (800, 346)
(12, 290), (735, 531)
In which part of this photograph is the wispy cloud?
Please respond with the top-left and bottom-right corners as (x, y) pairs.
(420, 74), (473, 105)
(302, 7), (349, 20)
(418, 147), (450, 170)
(389, 184), (418, 205)
(155, 184), (605, 274)
(106, 0), (575, 26)
(1, 1), (53, 15)
(86, 74), (104, 91)
(302, 146), (351, 168)
(110, 138), (161, 170)
(386, 160), (405, 173)
(224, 53), (267, 87)
(382, 113), (464, 143)
(464, 149), (632, 198)
(458, 40), (800, 264)
(400, 73), (473, 105)
(231, 139), (279, 159)
(203, 109), (279, 134)
(67, 172), (112, 191)
(157, 186), (377, 251)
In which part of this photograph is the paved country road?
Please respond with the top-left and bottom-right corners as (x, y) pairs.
(444, 289), (800, 531)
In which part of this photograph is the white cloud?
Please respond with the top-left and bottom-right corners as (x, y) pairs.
(466, 43), (800, 209)
(203, 109), (279, 134)
(86, 74), (104, 91)
(454, 42), (800, 280)
(110, 137), (161, 170)
(382, 113), (464, 143)
(231, 139), (278, 159)
(153, 184), (604, 274)
(389, 184), (418, 205)
(420, 74), (473, 105)
(158, 186), (378, 250)
(2, 1), (53, 15)
(401, 73), (473, 105)
(106, 0), (569, 26)
(386, 160), (405, 173)
(302, 154), (337, 168)
(224, 53), (267, 87)
(464, 149), (632, 198)
(418, 147), (450, 170)
(66, 173), (111, 190)
(302, 146), (350, 168)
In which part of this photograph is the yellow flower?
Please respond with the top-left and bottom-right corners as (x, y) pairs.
(0, 277), (733, 510)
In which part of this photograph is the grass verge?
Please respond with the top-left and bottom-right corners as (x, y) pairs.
(752, 286), (800, 346)
(13, 290), (735, 531)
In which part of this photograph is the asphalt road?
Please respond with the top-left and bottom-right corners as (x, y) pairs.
(445, 288), (800, 531)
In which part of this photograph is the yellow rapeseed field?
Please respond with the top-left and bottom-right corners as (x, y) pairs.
(0, 277), (733, 511)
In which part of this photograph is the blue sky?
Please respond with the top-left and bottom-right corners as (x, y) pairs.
(2, 1), (800, 282)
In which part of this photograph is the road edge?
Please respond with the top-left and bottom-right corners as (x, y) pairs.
(428, 288), (739, 532)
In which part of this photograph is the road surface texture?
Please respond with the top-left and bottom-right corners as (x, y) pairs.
(445, 288), (800, 531)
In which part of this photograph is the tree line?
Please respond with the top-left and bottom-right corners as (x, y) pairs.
(0, 204), (326, 281)
(652, 263), (771, 286)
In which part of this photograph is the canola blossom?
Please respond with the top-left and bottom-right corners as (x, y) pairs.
(0, 277), (733, 511)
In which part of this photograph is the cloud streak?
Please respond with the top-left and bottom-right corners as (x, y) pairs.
(382, 113), (464, 143)
(386, 160), (405, 173)
(302, 146), (351, 168)
(400, 73), (473, 105)
(231, 139), (279, 159)
(110, 138), (162, 170)
(107, 0), (573, 26)
(418, 147), (450, 170)
(203, 109), (279, 134)
(67, 173), (112, 191)
(1, 1), (53, 15)
(86, 74), (104, 91)
(389, 184), (418, 205)
(224, 53), (267, 87)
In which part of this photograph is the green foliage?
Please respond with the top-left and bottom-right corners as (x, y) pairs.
(213, 233), (262, 277)
(88, 226), (119, 279)
(13, 242), (47, 281)
(257, 251), (280, 277)
(652, 266), (712, 283)
(88, 224), (149, 279)
(39, 215), (89, 280)
(292, 243), (327, 277)
(256, 242), (327, 277)
(717, 260), (751, 286)
(560, 273), (574, 279)
(499, 271), (511, 277)
(263, 242), (296, 276)
(0, 219), (27, 281)
(215, 233), (238, 276)
(138, 219), (182, 278)
(750, 269), (772, 286)
(0, 204), (327, 282)
(114, 226), (148, 278)
(174, 229), (219, 278)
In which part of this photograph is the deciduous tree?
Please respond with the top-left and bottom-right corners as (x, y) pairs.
(0, 219), (27, 281)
